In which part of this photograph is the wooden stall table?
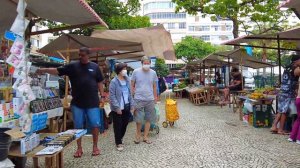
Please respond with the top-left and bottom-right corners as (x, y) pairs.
(9, 133), (81, 168)
(173, 88), (184, 99)
(231, 91), (248, 112)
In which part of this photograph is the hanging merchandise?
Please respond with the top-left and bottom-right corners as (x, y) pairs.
(17, 84), (36, 104)
(19, 112), (31, 133)
(6, 37), (26, 68)
(16, 0), (27, 17)
(12, 77), (31, 90)
(13, 62), (31, 79)
(4, 31), (21, 42)
(11, 0), (29, 38)
(10, 15), (30, 37)
(10, 37), (25, 59)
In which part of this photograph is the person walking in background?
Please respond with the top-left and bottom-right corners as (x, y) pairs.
(158, 75), (167, 102)
(37, 47), (104, 157)
(109, 63), (134, 151)
(131, 56), (158, 144)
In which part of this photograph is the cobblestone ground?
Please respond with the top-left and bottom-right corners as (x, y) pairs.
(26, 97), (300, 168)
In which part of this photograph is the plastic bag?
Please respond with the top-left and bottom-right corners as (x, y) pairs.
(289, 100), (297, 115)
(10, 15), (29, 37)
(155, 104), (160, 122)
(244, 99), (253, 113)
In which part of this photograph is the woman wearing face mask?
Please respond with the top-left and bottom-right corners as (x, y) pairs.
(109, 63), (134, 151)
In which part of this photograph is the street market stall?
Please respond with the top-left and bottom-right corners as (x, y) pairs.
(184, 49), (275, 106)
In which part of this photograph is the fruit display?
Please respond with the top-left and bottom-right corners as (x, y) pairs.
(248, 91), (265, 100)
(253, 87), (278, 96)
(262, 87), (278, 95)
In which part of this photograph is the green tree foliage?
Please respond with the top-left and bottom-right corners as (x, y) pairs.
(42, 0), (150, 35)
(155, 58), (169, 77)
(108, 16), (151, 30)
(175, 36), (217, 62)
(172, 0), (291, 38)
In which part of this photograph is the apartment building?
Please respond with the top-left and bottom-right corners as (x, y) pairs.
(139, 0), (234, 44)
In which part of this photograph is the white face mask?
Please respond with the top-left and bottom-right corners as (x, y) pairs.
(121, 70), (127, 76)
(142, 64), (151, 70)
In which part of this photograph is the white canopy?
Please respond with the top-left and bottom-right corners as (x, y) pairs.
(0, 0), (107, 34)
(91, 25), (176, 60)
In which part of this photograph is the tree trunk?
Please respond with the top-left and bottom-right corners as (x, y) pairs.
(232, 18), (239, 49)
(262, 43), (267, 76)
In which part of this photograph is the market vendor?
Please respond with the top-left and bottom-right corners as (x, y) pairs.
(220, 67), (242, 104)
(271, 55), (300, 135)
(37, 47), (105, 157)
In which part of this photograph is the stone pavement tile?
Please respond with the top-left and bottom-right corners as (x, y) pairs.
(25, 98), (300, 168)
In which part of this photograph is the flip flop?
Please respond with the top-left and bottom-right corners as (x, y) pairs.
(277, 131), (290, 135)
(134, 136), (141, 144)
(143, 139), (152, 144)
(134, 139), (140, 144)
(92, 148), (101, 156)
(73, 150), (83, 158)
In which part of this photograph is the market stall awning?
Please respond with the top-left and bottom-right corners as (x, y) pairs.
(0, 0), (108, 35)
(222, 27), (300, 51)
(39, 34), (143, 61)
(91, 25), (176, 60)
(215, 49), (275, 69)
(189, 49), (274, 69)
(280, 0), (300, 19)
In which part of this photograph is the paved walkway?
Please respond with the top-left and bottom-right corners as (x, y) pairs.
(27, 98), (300, 168)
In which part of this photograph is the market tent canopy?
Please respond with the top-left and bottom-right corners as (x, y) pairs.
(189, 49), (274, 69)
(222, 26), (300, 51)
(91, 25), (176, 60)
(0, 0), (108, 34)
(39, 34), (143, 61)
(280, 0), (300, 19)
(215, 49), (275, 69)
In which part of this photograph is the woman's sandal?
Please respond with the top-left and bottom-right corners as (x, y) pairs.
(134, 136), (141, 144)
(73, 150), (83, 158)
(143, 139), (152, 144)
(92, 148), (100, 156)
(277, 131), (290, 135)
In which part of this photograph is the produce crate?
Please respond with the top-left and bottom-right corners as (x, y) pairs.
(252, 104), (273, 128)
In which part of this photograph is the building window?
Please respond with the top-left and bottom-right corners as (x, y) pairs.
(201, 35), (210, 41)
(144, 2), (176, 10)
(219, 35), (229, 41)
(211, 25), (220, 31)
(195, 16), (199, 22)
(168, 23), (175, 29)
(226, 25), (232, 31)
(200, 26), (210, 31)
(211, 35), (219, 41)
(188, 26), (195, 31)
(179, 22), (186, 29)
(146, 12), (186, 19)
